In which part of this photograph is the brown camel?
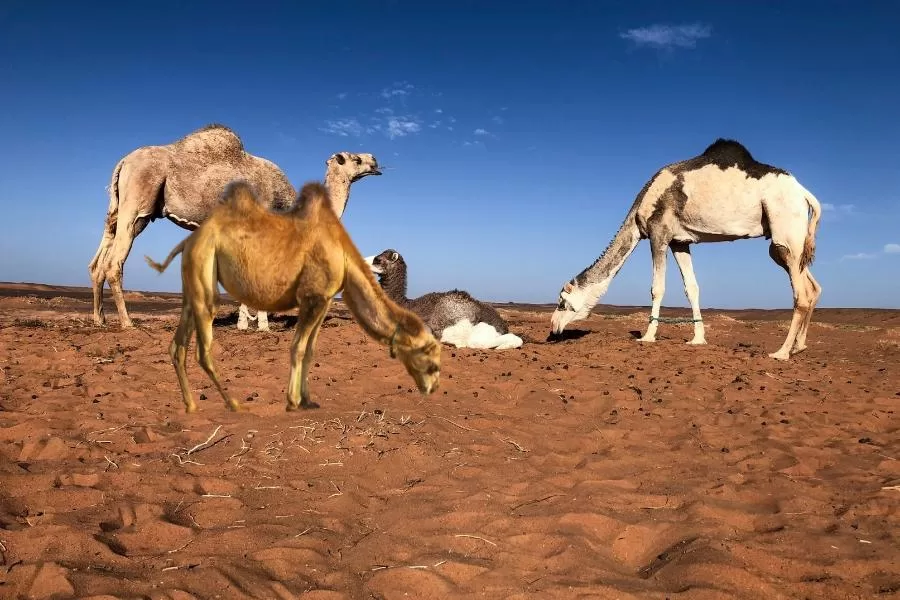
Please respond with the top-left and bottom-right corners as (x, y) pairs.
(237, 150), (382, 331)
(88, 124), (381, 329)
(144, 180), (440, 413)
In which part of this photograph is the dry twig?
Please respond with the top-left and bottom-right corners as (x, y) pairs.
(454, 534), (497, 546)
(429, 415), (477, 432)
(186, 425), (225, 455)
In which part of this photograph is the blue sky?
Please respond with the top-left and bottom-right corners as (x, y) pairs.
(1, 1), (898, 309)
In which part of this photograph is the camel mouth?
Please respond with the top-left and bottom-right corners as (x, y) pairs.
(363, 256), (383, 274)
(352, 169), (381, 182)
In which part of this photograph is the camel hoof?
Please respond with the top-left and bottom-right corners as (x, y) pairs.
(686, 339), (707, 346)
(637, 337), (656, 343)
(184, 404), (198, 414)
(790, 345), (807, 355)
(768, 351), (790, 361)
(286, 402), (319, 411)
(227, 402), (246, 412)
(237, 320), (250, 331)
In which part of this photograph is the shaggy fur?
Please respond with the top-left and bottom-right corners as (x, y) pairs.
(551, 138), (822, 361)
(365, 249), (523, 350)
(144, 182), (439, 413)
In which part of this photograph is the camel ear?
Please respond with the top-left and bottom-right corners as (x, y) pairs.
(390, 251), (399, 261)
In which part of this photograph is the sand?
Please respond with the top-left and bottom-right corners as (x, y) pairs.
(0, 283), (897, 599)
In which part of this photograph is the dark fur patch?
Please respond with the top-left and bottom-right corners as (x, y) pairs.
(646, 176), (689, 228)
(684, 138), (788, 180)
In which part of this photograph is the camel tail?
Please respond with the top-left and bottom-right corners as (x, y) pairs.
(801, 190), (821, 269)
(89, 156), (126, 272)
(144, 239), (187, 274)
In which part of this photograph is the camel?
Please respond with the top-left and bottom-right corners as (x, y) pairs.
(144, 180), (440, 413)
(364, 249), (524, 350)
(549, 138), (822, 361)
(237, 150), (382, 331)
(88, 123), (381, 330)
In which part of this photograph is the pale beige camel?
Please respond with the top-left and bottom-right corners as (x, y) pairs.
(550, 138), (822, 361)
(144, 180), (440, 413)
(237, 150), (382, 331)
(88, 123), (381, 330)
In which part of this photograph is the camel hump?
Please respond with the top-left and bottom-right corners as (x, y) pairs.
(174, 123), (244, 160)
(220, 179), (262, 215)
(293, 181), (332, 218)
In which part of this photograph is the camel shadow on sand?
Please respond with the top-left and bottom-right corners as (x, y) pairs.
(544, 329), (592, 343)
(212, 312), (352, 330)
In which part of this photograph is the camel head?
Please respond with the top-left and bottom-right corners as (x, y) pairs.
(549, 280), (597, 336)
(326, 152), (382, 183)
(389, 312), (441, 395)
(364, 249), (404, 278)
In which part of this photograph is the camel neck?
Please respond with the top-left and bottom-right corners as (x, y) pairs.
(324, 173), (352, 218)
(378, 266), (409, 305)
(341, 250), (406, 346)
(574, 210), (642, 290)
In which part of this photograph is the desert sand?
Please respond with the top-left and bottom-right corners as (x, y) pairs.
(0, 282), (897, 599)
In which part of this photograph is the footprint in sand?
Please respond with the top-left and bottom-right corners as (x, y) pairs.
(97, 502), (193, 557)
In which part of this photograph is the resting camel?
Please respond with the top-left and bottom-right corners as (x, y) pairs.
(550, 138), (822, 361)
(365, 249), (524, 349)
(88, 123), (381, 330)
(144, 180), (440, 413)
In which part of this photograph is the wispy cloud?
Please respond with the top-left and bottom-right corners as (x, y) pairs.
(321, 82), (495, 142)
(620, 23), (712, 50)
(840, 243), (900, 261)
(320, 118), (364, 137)
(822, 203), (856, 214)
(841, 252), (878, 261)
(384, 117), (421, 139)
(821, 203), (858, 222)
(381, 82), (415, 99)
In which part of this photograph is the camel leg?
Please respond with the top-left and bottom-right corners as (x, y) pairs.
(639, 239), (668, 343)
(89, 221), (116, 326)
(169, 302), (198, 413)
(791, 269), (821, 354)
(768, 244), (811, 361)
(286, 295), (332, 410)
(104, 211), (151, 329)
(193, 295), (243, 412)
(670, 242), (707, 345)
(257, 310), (270, 332)
(237, 304), (253, 330)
